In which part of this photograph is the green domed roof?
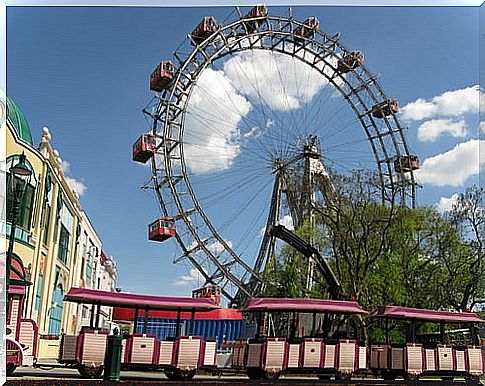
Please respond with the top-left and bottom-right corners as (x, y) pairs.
(7, 96), (33, 146)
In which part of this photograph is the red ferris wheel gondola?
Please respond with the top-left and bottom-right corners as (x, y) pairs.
(148, 218), (176, 242)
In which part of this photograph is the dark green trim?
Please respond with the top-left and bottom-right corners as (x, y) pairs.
(10, 278), (33, 286)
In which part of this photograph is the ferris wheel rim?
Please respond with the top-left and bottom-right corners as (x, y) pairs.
(148, 11), (418, 301)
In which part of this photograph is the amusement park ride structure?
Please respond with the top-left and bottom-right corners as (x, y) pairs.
(6, 6), (485, 383)
(132, 5), (422, 305)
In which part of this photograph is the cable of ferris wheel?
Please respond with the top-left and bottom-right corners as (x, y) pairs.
(181, 77), (300, 157)
(199, 167), (271, 209)
(226, 48), (302, 149)
(188, 49), (296, 152)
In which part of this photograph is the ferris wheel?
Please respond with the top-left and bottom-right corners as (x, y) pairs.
(133, 6), (420, 304)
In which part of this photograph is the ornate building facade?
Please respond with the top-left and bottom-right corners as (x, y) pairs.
(3, 97), (117, 359)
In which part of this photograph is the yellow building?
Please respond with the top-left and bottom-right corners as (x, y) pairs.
(3, 97), (116, 359)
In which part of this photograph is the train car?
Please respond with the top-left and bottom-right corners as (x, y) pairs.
(370, 305), (485, 382)
(60, 287), (221, 380)
(6, 286), (38, 376)
(239, 297), (368, 380)
(5, 256), (38, 376)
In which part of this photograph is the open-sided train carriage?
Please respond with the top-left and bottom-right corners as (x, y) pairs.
(60, 287), (220, 380)
(238, 297), (368, 380)
(370, 305), (485, 382)
(6, 285), (38, 376)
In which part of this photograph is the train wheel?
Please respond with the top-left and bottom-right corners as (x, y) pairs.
(247, 368), (264, 380)
(404, 372), (419, 381)
(78, 365), (103, 378)
(6, 363), (17, 376)
(180, 370), (196, 380)
(382, 371), (396, 380)
(165, 369), (196, 381)
(317, 374), (332, 380)
(465, 376), (481, 386)
(263, 370), (281, 380)
(336, 371), (352, 380)
(164, 369), (177, 380)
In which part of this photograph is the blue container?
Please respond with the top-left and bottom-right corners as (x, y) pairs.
(136, 317), (246, 347)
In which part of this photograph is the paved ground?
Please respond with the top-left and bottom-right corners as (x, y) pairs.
(6, 367), (485, 385)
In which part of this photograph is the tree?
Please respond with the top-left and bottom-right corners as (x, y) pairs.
(439, 185), (485, 310)
(263, 172), (485, 316)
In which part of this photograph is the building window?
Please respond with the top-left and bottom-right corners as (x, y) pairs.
(86, 257), (92, 283)
(42, 205), (51, 245)
(48, 284), (64, 335)
(5, 155), (37, 231)
(86, 242), (95, 284)
(57, 224), (70, 264)
(42, 173), (53, 245)
(34, 272), (44, 311)
(57, 199), (73, 265)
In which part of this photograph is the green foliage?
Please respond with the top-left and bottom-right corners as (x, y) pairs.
(262, 221), (322, 298)
(264, 172), (485, 319)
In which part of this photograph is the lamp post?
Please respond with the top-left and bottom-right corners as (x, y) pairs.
(6, 153), (33, 304)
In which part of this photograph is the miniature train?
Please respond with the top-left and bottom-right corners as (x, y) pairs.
(6, 4), (477, 383)
(6, 286), (485, 382)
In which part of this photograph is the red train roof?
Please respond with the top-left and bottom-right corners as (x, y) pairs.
(245, 297), (367, 314)
(376, 305), (485, 323)
(65, 287), (219, 311)
(112, 307), (243, 322)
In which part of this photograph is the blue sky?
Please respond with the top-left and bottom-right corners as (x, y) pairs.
(6, 5), (482, 297)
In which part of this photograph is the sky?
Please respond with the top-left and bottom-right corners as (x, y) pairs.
(6, 4), (483, 298)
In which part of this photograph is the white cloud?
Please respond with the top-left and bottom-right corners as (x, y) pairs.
(417, 119), (467, 142)
(401, 85), (480, 121)
(183, 68), (251, 174)
(415, 139), (484, 186)
(175, 268), (204, 286)
(260, 215), (295, 237)
(188, 239), (233, 256)
(278, 214), (294, 230)
(243, 126), (258, 138)
(65, 177), (87, 196)
(61, 160), (70, 174)
(207, 239), (233, 255)
(436, 194), (459, 213)
(178, 50), (338, 174)
(223, 50), (327, 111)
(60, 158), (86, 196)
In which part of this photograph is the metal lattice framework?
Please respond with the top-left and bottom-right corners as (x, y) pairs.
(143, 8), (418, 304)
